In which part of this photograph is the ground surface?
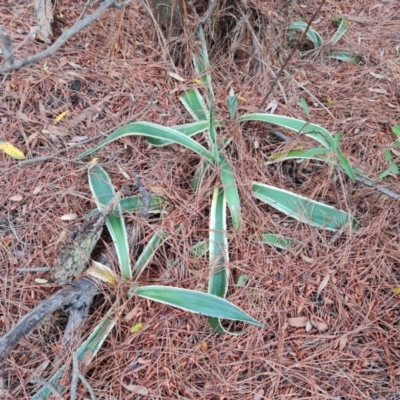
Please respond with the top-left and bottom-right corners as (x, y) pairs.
(1, 1), (400, 399)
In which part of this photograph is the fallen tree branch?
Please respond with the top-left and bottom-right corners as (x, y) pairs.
(0, 193), (121, 366)
(0, 0), (134, 74)
(0, 277), (98, 365)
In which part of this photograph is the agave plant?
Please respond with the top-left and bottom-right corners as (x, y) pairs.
(287, 17), (361, 64)
(77, 27), (359, 336)
(33, 164), (261, 399)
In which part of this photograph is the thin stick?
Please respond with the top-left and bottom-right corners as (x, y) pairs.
(258, 0), (327, 110)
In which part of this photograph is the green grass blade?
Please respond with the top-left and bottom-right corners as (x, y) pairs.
(136, 286), (262, 326)
(252, 182), (359, 231)
(288, 21), (323, 47)
(146, 121), (210, 146)
(220, 155), (241, 230)
(179, 89), (209, 121)
(266, 148), (332, 164)
(259, 233), (300, 250)
(78, 122), (215, 164)
(331, 17), (348, 44)
(209, 188), (228, 298)
(329, 52), (361, 64)
(240, 113), (335, 148)
(88, 166), (132, 280)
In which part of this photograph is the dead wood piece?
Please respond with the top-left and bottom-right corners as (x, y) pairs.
(0, 277), (98, 365)
(50, 192), (121, 285)
(34, 0), (54, 44)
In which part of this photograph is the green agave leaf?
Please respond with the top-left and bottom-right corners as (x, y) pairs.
(287, 21), (323, 48)
(220, 155), (241, 230)
(383, 150), (393, 162)
(209, 101), (217, 144)
(193, 26), (214, 99)
(88, 166), (132, 280)
(209, 101), (220, 163)
(209, 188), (229, 299)
(227, 88), (238, 120)
(336, 150), (355, 180)
(179, 89), (209, 121)
(192, 240), (210, 257)
(136, 286), (262, 327)
(78, 122), (215, 164)
(392, 125), (400, 138)
(266, 148), (332, 164)
(329, 52), (361, 64)
(331, 17), (348, 44)
(85, 194), (165, 219)
(237, 274), (248, 287)
(379, 169), (391, 180)
(146, 121), (210, 146)
(136, 229), (167, 274)
(259, 233), (300, 250)
(120, 194), (165, 213)
(390, 163), (399, 175)
(299, 97), (310, 116)
(252, 182), (359, 231)
(192, 160), (210, 191)
(208, 188), (239, 334)
(240, 113), (335, 148)
(332, 132), (355, 180)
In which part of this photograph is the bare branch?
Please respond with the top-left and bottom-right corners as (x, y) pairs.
(0, 0), (133, 74)
(0, 277), (98, 365)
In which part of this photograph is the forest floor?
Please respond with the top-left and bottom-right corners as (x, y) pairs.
(1, 0), (400, 399)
